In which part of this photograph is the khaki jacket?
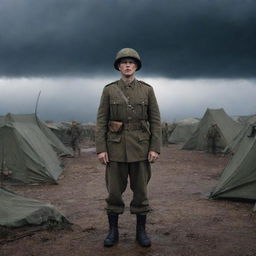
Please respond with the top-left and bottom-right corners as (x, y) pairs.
(96, 79), (161, 162)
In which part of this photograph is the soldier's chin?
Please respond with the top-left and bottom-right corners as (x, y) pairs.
(124, 72), (133, 77)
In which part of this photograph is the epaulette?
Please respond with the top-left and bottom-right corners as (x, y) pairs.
(138, 80), (152, 87)
(105, 80), (118, 87)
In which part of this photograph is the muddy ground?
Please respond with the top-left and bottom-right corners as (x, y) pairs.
(1, 145), (256, 256)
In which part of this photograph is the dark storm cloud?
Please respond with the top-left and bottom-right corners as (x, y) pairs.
(0, 0), (255, 78)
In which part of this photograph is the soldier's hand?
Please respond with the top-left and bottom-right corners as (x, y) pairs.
(148, 151), (159, 163)
(98, 152), (109, 165)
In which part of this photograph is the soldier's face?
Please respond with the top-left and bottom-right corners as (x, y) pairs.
(118, 58), (137, 77)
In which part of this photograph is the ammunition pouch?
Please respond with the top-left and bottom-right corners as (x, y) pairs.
(108, 121), (123, 133)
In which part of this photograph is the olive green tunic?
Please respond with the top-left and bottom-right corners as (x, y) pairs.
(96, 79), (161, 163)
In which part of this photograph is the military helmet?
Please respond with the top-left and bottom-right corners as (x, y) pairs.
(114, 48), (141, 71)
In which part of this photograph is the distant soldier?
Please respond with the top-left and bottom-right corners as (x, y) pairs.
(248, 124), (256, 138)
(67, 121), (82, 156)
(162, 122), (169, 147)
(207, 123), (220, 154)
(89, 126), (96, 142)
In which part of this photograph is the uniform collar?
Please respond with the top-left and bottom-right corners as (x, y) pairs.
(119, 78), (137, 89)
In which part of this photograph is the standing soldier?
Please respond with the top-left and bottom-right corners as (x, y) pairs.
(96, 48), (161, 247)
(206, 123), (220, 154)
(162, 122), (169, 147)
(68, 121), (82, 156)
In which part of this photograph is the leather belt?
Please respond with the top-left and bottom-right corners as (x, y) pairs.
(123, 122), (142, 131)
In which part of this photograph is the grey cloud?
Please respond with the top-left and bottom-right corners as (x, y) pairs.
(0, 0), (255, 78)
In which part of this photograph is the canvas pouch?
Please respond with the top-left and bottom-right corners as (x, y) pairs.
(108, 121), (123, 133)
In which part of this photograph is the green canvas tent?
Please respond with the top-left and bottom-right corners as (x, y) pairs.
(0, 188), (69, 227)
(169, 118), (199, 144)
(45, 122), (71, 146)
(182, 108), (242, 152)
(0, 113), (65, 184)
(39, 120), (72, 156)
(224, 115), (256, 154)
(210, 122), (256, 200)
(236, 114), (256, 125)
(8, 114), (72, 157)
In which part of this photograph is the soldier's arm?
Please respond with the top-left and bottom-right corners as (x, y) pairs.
(96, 87), (109, 154)
(148, 87), (161, 154)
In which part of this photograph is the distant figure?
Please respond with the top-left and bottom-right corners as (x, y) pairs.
(89, 126), (96, 142)
(162, 122), (169, 147)
(67, 121), (82, 156)
(248, 125), (256, 138)
(207, 123), (220, 154)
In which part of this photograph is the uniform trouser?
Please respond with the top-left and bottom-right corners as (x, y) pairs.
(71, 138), (80, 152)
(105, 161), (151, 215)
(207, 138), (217, 154)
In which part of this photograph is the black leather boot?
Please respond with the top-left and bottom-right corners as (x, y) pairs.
(136, 214), (151, 247)
(104, 213), (119, 247)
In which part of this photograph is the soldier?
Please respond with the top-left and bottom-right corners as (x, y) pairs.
(96, 48), (161, 247)
(89, 125), (96, 143)
(206, 123), (220, 154)
(67, 121), (82, 156)
(248, 124), (256, 138)
(162, 122), (169, 147)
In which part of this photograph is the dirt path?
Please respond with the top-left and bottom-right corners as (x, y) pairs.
(1, 145), (256, 256)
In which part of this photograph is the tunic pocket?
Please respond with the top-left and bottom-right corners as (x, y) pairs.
(138, 132), (150, 142)
(110, 99), (124, 120)
(107, 133), (121, 143)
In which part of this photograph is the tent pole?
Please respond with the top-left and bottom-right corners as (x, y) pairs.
(35, 91), (42, 127)
(35, 91), (41, 116)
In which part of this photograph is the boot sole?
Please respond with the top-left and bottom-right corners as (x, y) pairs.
(136, 239), (151, 247)
(104, 239), (119, 247)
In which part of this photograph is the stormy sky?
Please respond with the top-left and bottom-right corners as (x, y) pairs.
(0, 0), (256, 122)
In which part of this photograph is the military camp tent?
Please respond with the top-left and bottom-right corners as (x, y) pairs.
(168, 118), (199, 144)
(236, 114), (256, 125)
(39, 120), (72, 156)
(0, 188), (69, 227)
(210, 122), (256, 200)
(45, 122), (63, 141)
(224, 115), (256, 154)
(182, 108), (242, 152)
(45, 122), (71, 146)
(0, 113), (65, 184)
(2, 114), (72, 156)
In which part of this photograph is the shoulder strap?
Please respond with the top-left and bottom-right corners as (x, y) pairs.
(113, 84), (140, 119)
(113, 84), (129, 105)
(105, 80), (119, 87)
(138, 80), (151, 87)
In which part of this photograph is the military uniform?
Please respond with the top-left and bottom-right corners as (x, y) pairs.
(96, 48), (161, 248)
(207, 124), (220, 154)
(96, 78), (161, 214)
(162, 122), (169, 147)
(68, 124), (82, 155)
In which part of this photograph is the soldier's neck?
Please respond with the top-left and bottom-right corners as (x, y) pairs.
(120, 75), (136, 84)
